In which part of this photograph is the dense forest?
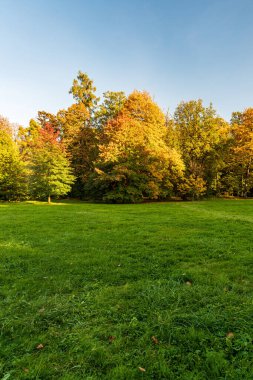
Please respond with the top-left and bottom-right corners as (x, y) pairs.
(1, 71), (253, 203)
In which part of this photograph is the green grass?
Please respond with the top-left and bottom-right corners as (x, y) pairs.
(0, 200), (253, 379)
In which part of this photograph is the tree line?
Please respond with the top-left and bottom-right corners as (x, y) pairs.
(1, 71), (253, 203)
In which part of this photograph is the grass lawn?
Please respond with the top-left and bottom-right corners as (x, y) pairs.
(0, 200), (253, 379)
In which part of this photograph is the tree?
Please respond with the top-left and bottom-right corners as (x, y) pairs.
(18, 119), (41, 156)
(57, 103), (89, 144)
(0, 116), (28, 200)
(174, 100), (229, 198)
(37, 111), (59, 133)
(228, 108), (253, 196)
(29, 124), (75, 203)
(69, 71), (99, 110)
(94, 91), (126, 130)
(57, 103), (99, 196)
(90, 91), (184, 202)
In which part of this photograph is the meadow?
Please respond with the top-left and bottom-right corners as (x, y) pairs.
(0, 200), (253, 379)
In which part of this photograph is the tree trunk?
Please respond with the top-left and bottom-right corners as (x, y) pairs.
(48, 195), (51, 204)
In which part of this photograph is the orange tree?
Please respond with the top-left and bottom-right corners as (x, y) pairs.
(89, 91), (184, 202)
(226, 108), (253, 196)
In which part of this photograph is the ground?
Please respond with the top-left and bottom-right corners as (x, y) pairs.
(0, 199), (253, 379)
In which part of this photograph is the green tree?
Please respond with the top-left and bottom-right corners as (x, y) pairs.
(29, 124), (75, 203)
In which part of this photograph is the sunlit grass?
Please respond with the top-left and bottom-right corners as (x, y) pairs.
(0, 200), (253, 379)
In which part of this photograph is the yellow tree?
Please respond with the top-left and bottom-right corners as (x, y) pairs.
(92, 91), (184, 202)
(57, 103), (99, 196)
(94, 91), (126, 130)
(230, 108), (253, 196)
(0, 116), (28, 199)
(174, 100), (229, 198)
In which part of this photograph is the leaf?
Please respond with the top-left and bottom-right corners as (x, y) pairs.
(226, 332), (234, 339)
(36, 343), (44, 350)
(185, 281), (192, 286)
(108, 335), (116, 343)
(138, 367), (146, 372)
(151, 336), (159, 344)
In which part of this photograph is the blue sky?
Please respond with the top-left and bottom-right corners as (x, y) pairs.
(1, 0), (253, 126)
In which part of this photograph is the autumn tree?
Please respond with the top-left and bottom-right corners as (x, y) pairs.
(69, 71), (99, 110)
(90, 91), (184, 202)
(18, 118), (41, 157)
(226, 108), (253, 197)
(94, 91), (126, 130)
(0, 116), (28, 200)
(174, 100), (229, 198)
(56, 103), (98, 195)
(29, 124), (75, 203)
(4, 68), (251, 203)
(37, 111), (60, 133)
(65, 72), (101, 194)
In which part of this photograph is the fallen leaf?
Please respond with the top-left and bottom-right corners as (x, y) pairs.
(108, 335), (116, 343)
(185, 281), (192, 286)
(151, 336), (159, 344)
(226, 332), (234, 339)
(36, 343), (44, 350)
(23, 368), (29, 373)
(138, 367), (146, 372)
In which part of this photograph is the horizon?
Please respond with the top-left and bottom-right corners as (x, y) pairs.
(1, 0), (253, 126)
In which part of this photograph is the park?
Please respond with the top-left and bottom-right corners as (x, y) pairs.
(0, 199), (252, 378)
(1, 1), (253, 378)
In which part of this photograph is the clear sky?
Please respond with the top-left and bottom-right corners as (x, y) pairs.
(1, 0), (253, 126)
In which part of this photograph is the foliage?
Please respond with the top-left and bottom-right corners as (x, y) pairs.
(0, 117), (28, 200)
(91, 91), (184, 202)
(174, 100), (230, 198)
(228, 108), (253, 196)
(69, 70), (99, 109)
(56, 103), (99, 196)
(178, 174), (207, 200)
(94, 91), (126, 130)
(29, 124), (75, 202)
(1, 71), (253, 202)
